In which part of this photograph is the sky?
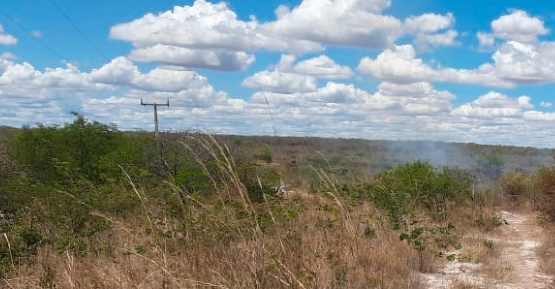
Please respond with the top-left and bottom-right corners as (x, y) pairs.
(1, 0), (555, 147)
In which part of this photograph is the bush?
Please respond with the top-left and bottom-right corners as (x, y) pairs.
(498, 172), (531, 202)
(371, 161), (473, 227)
(534, 166), (555, 220)
(10, 113), (135, 184)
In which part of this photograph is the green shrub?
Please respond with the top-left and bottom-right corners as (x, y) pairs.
(10, 112), (138, 184)
(371, 161), (473, 227)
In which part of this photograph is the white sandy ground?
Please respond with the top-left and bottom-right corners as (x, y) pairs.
(422, 211), (554, 289)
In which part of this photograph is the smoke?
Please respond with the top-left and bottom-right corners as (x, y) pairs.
(383, 140), (555, 182)
(384, 140), (473, 169)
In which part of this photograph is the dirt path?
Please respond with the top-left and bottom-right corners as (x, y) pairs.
(422, 210), (553, 289)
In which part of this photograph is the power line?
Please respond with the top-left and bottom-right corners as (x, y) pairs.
(0, 7), (66, 60)
(46, 0), (107, 61)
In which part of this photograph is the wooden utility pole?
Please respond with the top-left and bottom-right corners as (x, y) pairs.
(141, 99), (170, 171)
(141, 99), (169, 139)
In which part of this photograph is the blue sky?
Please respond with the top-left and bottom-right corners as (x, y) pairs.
(2, 0), (555, 147)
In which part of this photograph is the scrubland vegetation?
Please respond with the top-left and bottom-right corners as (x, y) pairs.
(1, 114), (555, 288)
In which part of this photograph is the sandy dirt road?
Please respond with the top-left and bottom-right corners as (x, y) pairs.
(422, 210), (553, 289)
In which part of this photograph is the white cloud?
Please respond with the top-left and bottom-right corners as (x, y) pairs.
(358, 45), (438, 83)
(128, 45), (255, 71)
(242, 70), (317, 94)
(293, 55), (353, 79)
(109, 0), (463, 72)
(366, 81), (455, 114)
(261, 0), (402, 49)
(250, 81), (367, 108)
(414, 29), (458, 49)
(110, 0), (322, 57)
(404, 13), (458, 49)
(0, 52), (15, 60)
(90, 57), (139, 85)
(359, 41), (555, 87)
(3, 55), (555, 147)
(483, 41), (555, 85)
(243, 54), (352, 93)
(523, 110), (555, 121)
(0, 25), (17, 46)
(0, 56), (233, 129)
(0, 60), (105, 95)
(540, 101), (553, 108)
(131, 67), (212, 93)
(452, 92), (532, 119)
(405, 13), (455, 34)
(491, 10), (549, 42)
(477, 32), (495, 48)
(305, 82), (367, 104)
(4, 4), (555, 147)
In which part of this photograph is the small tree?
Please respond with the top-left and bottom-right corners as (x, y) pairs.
(534, 166), (555, 220)
(498, 172), (531, 202)
(11, 113), (130, 183)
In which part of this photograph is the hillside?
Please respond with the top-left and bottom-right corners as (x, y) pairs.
(1, 120), (555, 288)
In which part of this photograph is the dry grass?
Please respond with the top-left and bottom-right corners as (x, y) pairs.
(2, 135), (510, 289)
(1, 193), (425, 289)
(538, 221), (555, 284)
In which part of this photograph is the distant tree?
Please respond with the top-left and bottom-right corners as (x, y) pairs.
(11, 113), (129, 183)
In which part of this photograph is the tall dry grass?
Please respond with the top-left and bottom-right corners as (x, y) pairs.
(1, 134), (426, 289)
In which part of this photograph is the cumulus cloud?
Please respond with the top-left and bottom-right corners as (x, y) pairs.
(243, 70), (317, 94)
(0, 60), (107, 126)
(110, 0), (322, 70)
(477, 10), (549, 52)
(482, 41), (555, 85)
(404, 13), (458, 49)
(90, 57), (140, 85)
(243, 54), (352, 93)
(523, 110), (555, 121)
(0, 52), (15, 60)
(3, 55), (555, 147)
(540, 101), (553, 108)
(305, 82), (367, 104)
(477, 32), (495, 48)
(358, 45), (438, 83)
(0, 25), (17, 46)
(128, 45), (255, 71)
(0, 60), (105, 96)
(492, 10), (549, 42)
(109, 0), (464, 72)
(261, 0), (402, 49)
(366, 81), (455, 114)
(452, 92), (532, 119)
(415, 29), (458, 47)
(4, 4), (555, 147)
(0, 56), (232, 128)
(90, 57), (226, 106)
(110, 0), (318, 53)
(293, 55), (354, 79)
(405, 13), (455, 34)
(359, 41), (555, 87)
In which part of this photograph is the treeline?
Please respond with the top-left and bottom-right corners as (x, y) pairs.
(235, 135), (554, 181)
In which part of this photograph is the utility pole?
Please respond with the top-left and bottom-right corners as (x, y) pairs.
(141, 99), (170, 171)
